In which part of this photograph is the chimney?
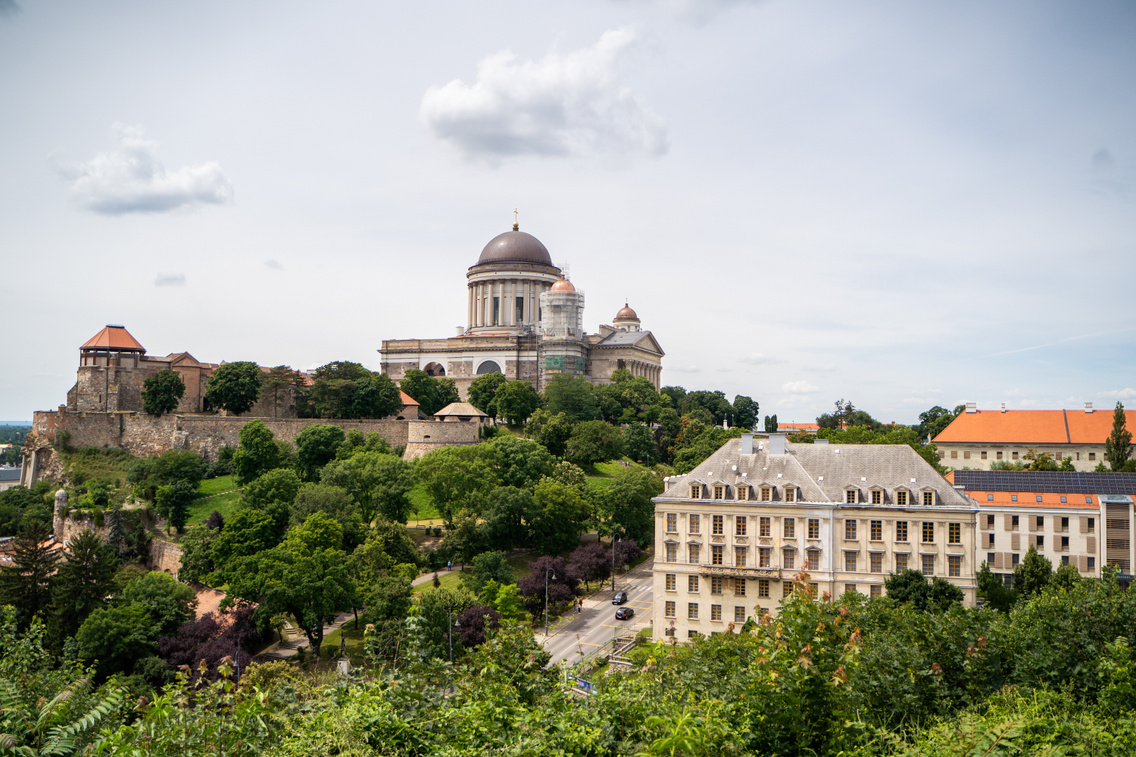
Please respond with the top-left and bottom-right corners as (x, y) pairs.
(1085, 402), (1093, 413)
(1000, 403), (1006, 413)
(456, 326), (465, 336)
(965, 402), (977, 414)
(740, 433), (753, 455)
(768, 433), (787, 456)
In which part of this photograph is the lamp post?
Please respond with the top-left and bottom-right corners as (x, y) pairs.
(611, 534), (621, 592)
(448, 611), (460, 694)
(544, 565), (556, 637)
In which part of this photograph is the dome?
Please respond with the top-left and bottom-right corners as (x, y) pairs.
(550, 277), (576, 292)
(477, 226), (553, 266)
(614, 303), (639, 322)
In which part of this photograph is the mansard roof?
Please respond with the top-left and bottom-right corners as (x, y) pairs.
(81, 325), (145, 353)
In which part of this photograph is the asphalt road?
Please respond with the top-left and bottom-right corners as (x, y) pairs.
(543, 560), (655, 666)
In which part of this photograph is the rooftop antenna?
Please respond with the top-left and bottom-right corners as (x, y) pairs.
(513, 208), (519, 230)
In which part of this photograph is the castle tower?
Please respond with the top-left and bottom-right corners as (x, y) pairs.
(71, 325), (147, 412)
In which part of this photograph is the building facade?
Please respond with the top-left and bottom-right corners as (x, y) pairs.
(379, 221), (664, 398)
(651, 434), (978, 641)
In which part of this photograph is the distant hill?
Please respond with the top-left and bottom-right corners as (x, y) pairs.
(0, 421), (31, 427)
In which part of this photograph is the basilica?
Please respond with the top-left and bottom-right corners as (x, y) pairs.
(379, 220), (664, 399)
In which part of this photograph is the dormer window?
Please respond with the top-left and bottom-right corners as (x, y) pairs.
(870, 487), (883, 505)
(896, 489), (908, 507)
(691, 484), (703, 499)
(845, 488), (858, 505)
(785, 487), (797, 503)
(921, 489), (936, 507)
(760, 486), (772, 502)
(713, 485), (725, 500)
(737, 485), (749, 501)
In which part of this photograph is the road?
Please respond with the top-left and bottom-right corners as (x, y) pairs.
(543, 559), (654, 666)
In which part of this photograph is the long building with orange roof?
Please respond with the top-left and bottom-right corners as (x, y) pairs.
(933, 402), (1135, 472)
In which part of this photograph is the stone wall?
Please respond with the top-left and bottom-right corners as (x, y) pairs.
(403, 419), (480, 459)
(150, 538), (183, 577)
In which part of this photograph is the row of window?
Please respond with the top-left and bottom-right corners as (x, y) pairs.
(983, 532), (1076, 551)
(984, 514), (1095, 529)
(945, 449), (1097, 461)
(664, 601), (750, 623)
(689, 484), (937, 506)
(664, 582), (897, 621)
(666, 515), (965, 546)
(663, 540), (964, 570)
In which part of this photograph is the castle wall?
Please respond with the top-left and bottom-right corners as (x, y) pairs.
(150, 539), (184, 576)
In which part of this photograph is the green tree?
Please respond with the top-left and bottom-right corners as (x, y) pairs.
(976, 561), (1015, 612)
(528, 479), (589, 555)
(623, 422), (656, 465)
(480, 486), (534, 551)
(525, 408), (573, 457)
(205, 361), (263, 416)
(466, 551), (515, 597)
(154, 479), (195, 533)
(308, 362), (402, 419)
(294, 424), (346, 481)
(493, 380), (540, 425)
(242, 467), (302, 538)
(1012, 545), (1052, 599)
(542, 374), (598, 422)
(260, 365), (301, 418)
(566, 420), (624, 469)
(592, 467), (664, 547)
(479, 435), (554, 489)
(350, 522), (419, 583)
(141, 368), (185, 416)
(122, 571), (198, 636)
(75, 603), (158, 678)
(291, 483), (363, 550)
(917, 405), (959, 440)
(416, 585), (478, 660)
(763, 414), (779, 433)
(467, 371), (507, 417)
(1105, 401), (1133, 472)
(415, 445), (496, 526)
(211, 508), (282, 579)
(232, 420), (283, 485)
(731, 395), (760, 430)
(0, 674), (126, 757)
(0, 521), (59, 628)
(48, 529), (119, 644)
(400, 369), (454, 416)
(321, 450), (415, 523)
(883, 569), (963, 612)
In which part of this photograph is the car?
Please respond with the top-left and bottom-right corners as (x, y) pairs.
(615, 607), (635, 620)
(612, 591), (628, 605)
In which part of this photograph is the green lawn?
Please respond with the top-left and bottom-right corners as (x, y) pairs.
(320, 624), (368, 665)
(417, 569), (467, 593)
(407, 482), (441, 524)
(187, 475), (242, 527)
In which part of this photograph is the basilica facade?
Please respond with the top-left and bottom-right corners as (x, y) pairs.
(379, 221), (664, 398)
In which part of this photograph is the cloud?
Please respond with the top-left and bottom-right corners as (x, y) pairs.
(1100, 388), (1136, 400)
(666, 365), (702, 374)
(0, 1), (19, 18)
(420, 28), (668, 162)
(154, 273), (186, 287)
(1092, 149), (1116, 170)
(55, 124), (234, 214)
(616, 0), (760, 25)
(740, 353), (786, 366)
(782, 380), (819, 394)
(265, 260), (284, 270)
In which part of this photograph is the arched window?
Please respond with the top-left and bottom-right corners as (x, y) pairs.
(476, 360), (501, 375)
(423, 362), (446, 377)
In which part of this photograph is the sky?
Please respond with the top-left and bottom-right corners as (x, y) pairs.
(1, 0), (1134, 426)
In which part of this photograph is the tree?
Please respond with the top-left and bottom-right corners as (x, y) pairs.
(525, 409), (573, 457)
(764, 414), (779, 433)
(516, 556), (578, 620)
(123, 571), (198, 637)
(1105, 402), (1133, 472)
(467, 371), (507, 417)
(457, 604), (501, 649)
(154, 480), (195, 533)
(350, 523), (419, 583)
(480, 486), (534, 551)
(290, 483), (363, 550)
(308, 362), (401, 419)
(232, 420), (283, 485)
(917, 405), (958, 440)
(623, 422), (656, 465)
(242, 467), (302, 538)
(415, 445), (495, 526)
(294, 424), (346, 481)
(479, 435), (554, 489)
(567, 541), (610, 591)
(321, 450), (415, 524)
(732, 395), (760, 430)
(205, 361), (263, 415)
(0, 521), (59, 628)
(0, 673), (126, 757)
(261, 365), (302, 418)
(211, 508), (282, 579)
(976, 561), (1015, 612)
(883, 569), (963, 612)
(566, 420), (624, 469)
(48, 529), (119, 644)
(1012, 545), (1052, 599)
(493, 380), (540, 425)
(400, 369), (454, 416)
(467, 551), (515, 597)
(75, 603), (159, 678)
(542, 374), (598, 423)
(528, 479), (589, 555)
(141, 368), (185, 416)
(591, 468), (664, 547)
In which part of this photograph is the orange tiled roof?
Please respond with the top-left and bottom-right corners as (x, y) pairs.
(399, 391), (419, 406)
(81, 325), (145, 353)
(967, 490), (1101, 509)
(933, 409), (1136, 445)
(779, 423), (819, 431)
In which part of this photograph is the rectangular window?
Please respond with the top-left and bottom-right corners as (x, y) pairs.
(666, 513), (677, 533)
(1062, 555), (1070, 566)
(710, 576), (723, 595)
(665, 544), (677, 562)
(896, 490), (908, 506)
(515, 296), (524, 323)
(872, 489), (882, 505)
(691, 485), (702, 499)
(948, 555), (961, 577)
(981, 451), (988, 459)
(845, 551), (857, 571)
(964, 451), (971, 460)
(871, 520), (882, 540)
(807, 549), (820, 570)
(870, 584), (882, 598)
(1012, 553), (1020, 566)
(846, 489), (856, 504)
(1012, 495), (1018, 502)
(712, 515), (724, 535)
(761, 487), (771, 502)
(896, 521), (908, 542)
(1012, 451), (1019, 460)
(688, 575), (699, 592)
(688, 545), (700, 564)
(735, 516), (747, 537)
(1089, 452), (1096, 461)
(734, 578), (746, 596)
(713, 485), (724, 500)
(949, 522), (961, 544)
(1036, 515), (1044, 530)
(986, 514), (995, 528)
(784, 518), (795, 538)
(895, 553), (908, 572)
(1061, 536), (1069, 551)
(922, 522), (934, 543)
(689, 514), (700, 534)
(492, 296), (500, 325)
(734, 606), (746, 623)
(783, 548), (795, 570)
(1061, 516), (1069, 531)
(808, 519), (820, 539)
(845, 583), (857, 594)
(711, 545), (724, 565)
(951, 450), (958, 459)
(1088, 517), (1095, 531)
(870, 553), (882, 573)
(1089, 556), (1096, 569)
(688, 603), (698, 620)
(760, 517), (771, 537)
(737, 486), (749, 502)
(758, 579), (770, 597)
(923, 491), (934, 506)
(845, 519), (857, 540)
(665, 601), (675, 617)
(783, 583), (794, 598)
(665, 573), (676, 591)
(711, 605), (722, 621)
(785, 487), (796, 503)
(1012, 515), (1019, 528)
(759, 548), (771, 567)
(922, 555), (934, 576)
(1036, 535), (1044, 548)
(735, 547), (747, 568)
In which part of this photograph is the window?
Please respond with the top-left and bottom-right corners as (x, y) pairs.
(949, 523), (961, 544)
(1012, 451), (1019, 460)
(872, 489), (882, 505)
(1036, 515), (1044, 530)
(870, 584), (882, 598)
(1036, 535), (1044, 548)
(845, 552), (857, 571)
(665, 574), (676, 591)
(1089, 452), (1096, 461)
(761, 487), (772, 502)
(921, 555), (934, 576)
(688, 575), (699, 592)
(737, 485), (749, 501)
(711, 604), (722, 621)
(735, 547), (747, 568)
(688, 630), (699, 639)
(691, 485), (702, 499)
(897, 490), (908, 506)
(871, 520), (883, 540)
(758, 579), (770, 597)
(964, 451), (971, 460)
(784, 518), (795, 538)
(923, 491), (934, 506)
(688, 603), (699, 620)
(846, 519), (857, 540)
(996, 451), (1003, 460)
(1062, 555), (1070, 566)
(922, 522), (934, 543)
(734, 578), (746, 596)
(987, 494), (994, 502)
(1012, 515), (1019, 528)
(492, 296), (500, 325)
(870, 553), (882, 573)
(713, 485), (725, 500)
(783, 548), (795, 570)
(710, 576), (723, 595)
(665, 601), (675, 617)
(666, 513), (677, 533)
(759, 547), (771, 568)
(1061, 517), (1069, 531)
(988, 552), (995, 564)
(1012, 553), (1020, 566)
(783, 583), (794, 598)
(785, 487), (796, 503)
(712, 515), (724, 535)
(689, 515), (700, 534)
(951, 450), (958, 459)
(736, 516), (747, 536)
(515, 296), (524, 323)
(1060, 496), (1068, 503)
(1036, 496), (1043, 503)
(688, 545), (700, 564)
(896, 521), (908, 542)
(845, 583), (857, 594)
(1061, 536), (1069, 551)
(808, 519), (820, 539)
(807, 549), (820, 570)
(665, 544), (677, 562)
(1011, 495), (1018, 502)
(759, 517), (771, 537)
(981, 451), (988, 459)
(734, 606), (746, 623)
(711, 545), (724, 565)
(986, 514), (995, 528)
(846, 489), (856, 504)
(948, 555), (961, 577)
(1088, 556), (1096, 569)
(895, 553), (908, 572)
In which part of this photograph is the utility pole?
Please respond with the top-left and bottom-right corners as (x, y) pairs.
(611, 534), (620, 592)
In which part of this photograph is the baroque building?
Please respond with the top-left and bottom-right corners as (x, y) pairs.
(379, 220), (664, 398)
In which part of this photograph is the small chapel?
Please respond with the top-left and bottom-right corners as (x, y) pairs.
(379, 218), (664, 399)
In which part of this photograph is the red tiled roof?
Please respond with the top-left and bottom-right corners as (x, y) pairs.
(966, 490), (1101, 509)
(81, 325), (145, 353)
(400, 391), (419, 406)
(780, 423), (819, 432)
(933, 409), (1136, 445)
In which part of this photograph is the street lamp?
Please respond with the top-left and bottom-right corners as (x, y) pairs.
(544, 565), (556, 637)
(611, 534), (621, 592)
(448, 611), (461, 694)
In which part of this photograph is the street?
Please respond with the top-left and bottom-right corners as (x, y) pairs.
(543, 559), (654, 666)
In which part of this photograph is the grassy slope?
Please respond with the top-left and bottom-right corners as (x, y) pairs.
(187, 475), (242, 528)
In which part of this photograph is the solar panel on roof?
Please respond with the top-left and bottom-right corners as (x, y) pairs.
(953, 471), (1136, 495)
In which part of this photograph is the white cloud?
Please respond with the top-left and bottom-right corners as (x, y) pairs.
(265, 260), (284, 271)
(420, 28), (668, 162)
(740, 353), (786, 365)
(0, 1), (20, 18)
(782, 380), (819, 394)
(154, 273), (186, 287)
(56, 124), (233, 214)
(666, 365), (702, 374)
(1100, 388), (1136, 400)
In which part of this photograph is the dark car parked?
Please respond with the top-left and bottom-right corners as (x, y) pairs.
(612, 591), (628, 605)
(615, 607), (635, 620)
